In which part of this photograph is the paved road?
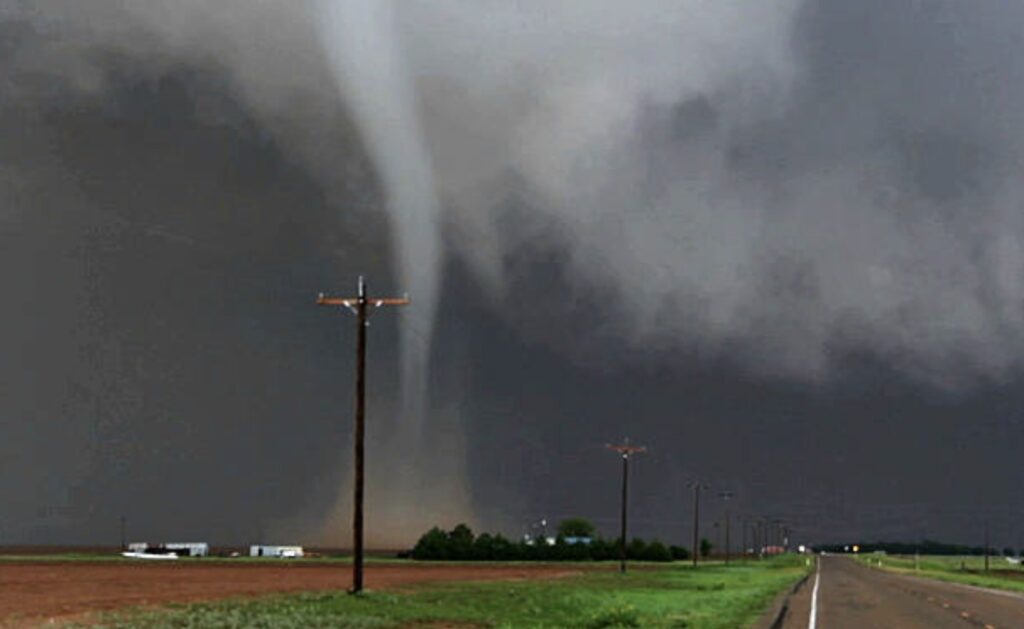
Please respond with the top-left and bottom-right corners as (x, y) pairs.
(781, 555), (1024, 628)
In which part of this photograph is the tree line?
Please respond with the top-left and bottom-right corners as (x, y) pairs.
(406, 520), (702, 562)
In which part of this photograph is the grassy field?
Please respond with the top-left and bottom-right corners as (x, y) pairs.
(856, 553), (1024, 593)
(81, 556), (811, 629)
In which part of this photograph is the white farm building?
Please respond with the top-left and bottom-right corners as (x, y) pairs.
(127, 542), (209, 557)
(250, 545), (303, 558)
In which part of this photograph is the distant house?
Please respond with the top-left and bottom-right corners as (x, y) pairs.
(564, 536), (593, 545)
(524, 536), (557, 549)
(166, 542), (209, 557)
(127, 542), (208, 557)
(250, 545), (303, 558)
(522, 535), (556, 547)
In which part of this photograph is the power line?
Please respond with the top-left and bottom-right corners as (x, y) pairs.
(317, 276), (408, 594)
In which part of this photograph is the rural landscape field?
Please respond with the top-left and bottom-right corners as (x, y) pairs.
(0, 554), (810, 627)
(5, 0), (1024, 627)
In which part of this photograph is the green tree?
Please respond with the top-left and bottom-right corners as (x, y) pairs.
(473, 533), (496, 560)
(589, 537), (617, 561)
(449, 523), (474, 544)
(486, 534), (514, 560)
(626, 538), (648, 560)
(642, 540), (673, 562)
(411, 527), (449, 560)
(700, 537), (713, 558)
(448, 523), (475, 559)
(557, 518), (596, 538)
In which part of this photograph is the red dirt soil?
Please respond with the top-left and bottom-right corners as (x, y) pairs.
(0, 561), (586, 627)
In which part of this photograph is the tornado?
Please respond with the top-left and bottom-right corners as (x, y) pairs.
(316, 0), (440, 432)
(314, 0), (477, 544)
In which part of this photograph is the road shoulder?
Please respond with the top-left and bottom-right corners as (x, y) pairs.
(753, 557), (816, 629)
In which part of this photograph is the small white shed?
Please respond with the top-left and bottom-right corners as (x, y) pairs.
(165, 542), (209, 557)
(126, 542), (208, 557)
(250, 545), (303, 558)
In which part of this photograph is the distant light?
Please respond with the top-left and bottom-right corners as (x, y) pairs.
(844, 545), (850, 552)
(853, 544), (860, 553)
(798, 545), (806, 553)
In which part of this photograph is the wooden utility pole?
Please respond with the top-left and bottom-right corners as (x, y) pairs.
(690, 481), (707, 566)
(714, 521), (721, 557)
(778, 520), (787, 551)
(985, 520), (991, 572)
(317, 276), (408, 594)
(739, 515), (747, 560)
(719, 491), (733, 565)
(606, 439), (646, 574)
(750, 518), (757, 558)
(750, 518), (758, 558)
(760, 518), (769, 558)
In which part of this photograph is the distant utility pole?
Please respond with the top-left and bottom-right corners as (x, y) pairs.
(318, 276), (409, 594)
(772, 520), (786, 552)
(119, 515), (126, 551)
(749, 518), (757, 558)
(690, 481), (708, 566)
(606, 439), (646, 574)
(985, 520), (991, 572)
(714, 521), (721, 557)
(755, 517), (767, 559)
(719, 491), (733, 565)
(740, 515), (748, 560)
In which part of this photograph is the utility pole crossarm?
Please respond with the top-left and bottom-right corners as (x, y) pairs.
(316, 295), (357, 307)
(605, 443), (647, 457)
(316, 295), (410, 308)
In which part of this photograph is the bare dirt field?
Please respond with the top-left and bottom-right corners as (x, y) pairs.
(0, 560), (587, 627)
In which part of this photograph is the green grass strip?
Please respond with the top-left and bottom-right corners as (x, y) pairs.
(857, 554), (1024, 594)
(81, 556), (810, 628)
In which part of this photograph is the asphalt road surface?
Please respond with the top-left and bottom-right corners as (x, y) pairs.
(781, 555), (1024, 628)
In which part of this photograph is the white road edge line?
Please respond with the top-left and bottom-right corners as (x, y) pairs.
(808, 557), (822, 629)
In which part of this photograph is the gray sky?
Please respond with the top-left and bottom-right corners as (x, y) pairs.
(2, 0), (1024, 550)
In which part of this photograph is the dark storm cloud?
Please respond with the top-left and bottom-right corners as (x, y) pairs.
(453, 0), (1024, 389)
(0, 28), (392, 542)
(3, 1), (1024, 548)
